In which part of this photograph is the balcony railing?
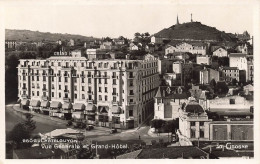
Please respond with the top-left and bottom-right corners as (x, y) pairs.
(80, 74), (85, 77)
(42, 88), (47, 91)
(112, 92), (117, 95)
(64, 74), (69, 77)
(64, 89), (69, 93)
(22, 87), (27, 90)
(72, 74), (78, 78)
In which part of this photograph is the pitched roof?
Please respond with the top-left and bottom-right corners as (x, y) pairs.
(119, 146), (208, 159)
(116, 149), (142, 159)
(229, 53), (247, 57)
(13, 146), (58, 159)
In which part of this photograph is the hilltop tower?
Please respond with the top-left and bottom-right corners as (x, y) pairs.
(176, 15), (180, 25)
(191, 13), (193, 22)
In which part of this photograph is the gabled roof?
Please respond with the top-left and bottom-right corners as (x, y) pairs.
(116, 146), (209, 159)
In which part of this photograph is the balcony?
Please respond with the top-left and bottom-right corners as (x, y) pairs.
(87, 74), (91, 77)
(21, 94), (28, 98)
(111, 67), (118, 70)
(57, 73), (61, 77)
(87, 91), (92, 94)
(80, 74), (85, 77)
(22, 87), (27, 91)
(42, 73), (47, 76)
(112, 75), (116, 78)
(42, 88), (48, 92)
(48, 73), (56, 77)
(35, 72), (39, 76)
(128, 75), (134, 79)
(63, 97), (70, 101)
(72, 74), (79, 78)
(112, 92), (117, 95)
(22, 72), (27, 76)
(64, 74), (69, 77)
(64, 89), (69, 93)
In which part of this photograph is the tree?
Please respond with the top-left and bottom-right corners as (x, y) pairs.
(232, 78), (238, 86)
(215, 81), (229, 95)
(22, 113), (36, 135)
(9, 123), (31, 148)
(210, 79), (217, 91)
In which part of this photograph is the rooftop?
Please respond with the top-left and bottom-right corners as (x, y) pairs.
(117, 146), (209, 159)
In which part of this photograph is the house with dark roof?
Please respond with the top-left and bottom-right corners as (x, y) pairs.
(116, 146), (210, 159)
(13, 146), (65, 159)
(154, 86), (189, 120)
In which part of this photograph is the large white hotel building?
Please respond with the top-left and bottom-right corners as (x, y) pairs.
(17, 51), (160, 129)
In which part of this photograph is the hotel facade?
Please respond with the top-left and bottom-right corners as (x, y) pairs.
(17, 52), (160, 129)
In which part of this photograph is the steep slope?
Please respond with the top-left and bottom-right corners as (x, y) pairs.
(154, 22), (238, 42)
(5, 29), (96, 42)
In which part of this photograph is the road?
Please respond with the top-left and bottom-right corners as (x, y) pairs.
(6, 104), (170, 144)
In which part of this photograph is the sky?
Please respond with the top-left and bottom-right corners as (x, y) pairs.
(2, 0), (257, 39)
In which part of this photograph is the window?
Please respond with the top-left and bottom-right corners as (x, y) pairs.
(99, 95), (102, 101)
(105, 87), (107, 93)
(58, 62), (61, 66)
(191, 129), (196, 138)
(59, 92), (61, 98)
(88, 95), (92, 100)
(74, 85), (77, 91)
(52, 92), (54, 97)
(113, 88), (116, 95)
(190, 122), (196, 126)
(99, 79), (102, 84)
(199, 122), (204, 126)
(51, 84), (54, 89)
(82, 78), (84, 83)
(130, 99), (133, 102)
(37, 76), (39, 81)
(75, 94), (77, 99)
(81, 63), (84, 67)
(59, 85), (61, 90)
(74, 78), (77, 83)
(88, 78), (91, 83)
(104, 79), (107, 84)
(82, 86), (85, 91)
(37, 91), (39, 96)
(59, 77), (61, 82)
(230, 99), (235, 104)
(200, 129), (204, 138)
(52, 77), (54, 82)
(105, 95), (108, 101)
(32, 91), (34, 96)
(129, 110), (133, 116)
(65, 77), (68, 83)
(99, 87), (102, 92)
(82, 94), (85, 99)
(130, 90), (134, 95)
(113, 96), (116, 102)
(113, 79), (116, 85)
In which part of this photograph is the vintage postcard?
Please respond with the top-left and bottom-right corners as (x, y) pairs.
(1, 0), (259, 163)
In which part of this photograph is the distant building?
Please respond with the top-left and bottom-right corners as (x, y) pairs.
(175, 42), (207, 55)
(235, 44), (248, 54)
(69, 39), (74, 46)
(154, 86), (189, 120)
(157, 59), (174, 74)
(165, 45), (177, 55)
(229, 53), (247, 81)
(199, 68), (219, 85)
(100, 41), (112, 50)
(212, 47), (228, 57)
(247, 58), (253, 82)
(235, 31), (250, 41)
(196, 55), (211, 65)
(129, 43), (139, 51)
(5, 40), (17, 49)
(179, 96), (253, 142)
(220, 67), (239, 82)
(172, 61), (182, 74)
(86, 49), (109, 60)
